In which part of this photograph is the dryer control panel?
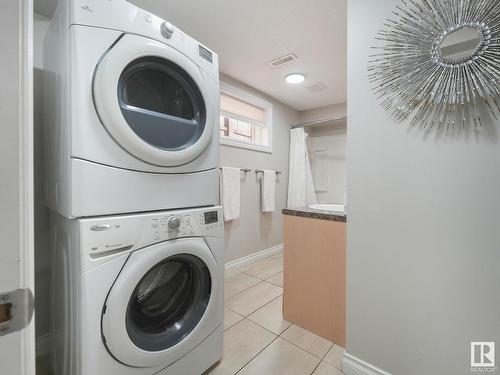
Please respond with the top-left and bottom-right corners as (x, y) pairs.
(79, 206), (223, 257)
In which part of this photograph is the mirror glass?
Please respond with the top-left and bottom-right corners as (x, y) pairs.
(439, 26), (482, 61)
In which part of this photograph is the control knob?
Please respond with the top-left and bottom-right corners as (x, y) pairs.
(161, 22), (174, 39)
(168, 217), (181, 230)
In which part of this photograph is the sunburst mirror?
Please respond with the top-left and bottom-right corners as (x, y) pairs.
(368, 0), (500, 130)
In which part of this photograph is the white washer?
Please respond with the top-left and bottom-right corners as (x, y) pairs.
(43, 0), (221, 218)
(50, 206), (224, 375)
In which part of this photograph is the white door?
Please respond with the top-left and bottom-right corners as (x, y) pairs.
(0, 1), (35, 375)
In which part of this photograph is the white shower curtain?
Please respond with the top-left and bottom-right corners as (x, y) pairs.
(287, 128), (317, 208)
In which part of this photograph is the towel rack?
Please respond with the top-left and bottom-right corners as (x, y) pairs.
(255, 169), (282, 175)
(219, 167), (251, 173)
(219, 167), (281, 175)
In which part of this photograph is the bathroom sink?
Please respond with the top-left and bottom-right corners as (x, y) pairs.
(309, 204), (345, 213)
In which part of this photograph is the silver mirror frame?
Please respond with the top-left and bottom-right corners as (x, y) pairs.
(433, 23), (487, 66)
(368, 0), (500, 130)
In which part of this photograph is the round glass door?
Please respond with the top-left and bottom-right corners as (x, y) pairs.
(125, 254), (211, 351)
(118, 57), (206, 151)
(93, 34), (216, 166)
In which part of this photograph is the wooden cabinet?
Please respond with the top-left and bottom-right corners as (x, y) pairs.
(282, 214), (346, 347)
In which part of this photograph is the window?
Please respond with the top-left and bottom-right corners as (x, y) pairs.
(219, 82), (273, 153)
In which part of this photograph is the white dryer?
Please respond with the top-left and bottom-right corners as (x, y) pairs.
(43, 0), (221, 218)
(50, 206), (224, 375)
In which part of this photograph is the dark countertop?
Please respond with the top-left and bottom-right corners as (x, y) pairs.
(282, 207), (347, 223)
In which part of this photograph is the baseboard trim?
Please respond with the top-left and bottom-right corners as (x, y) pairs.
(225, 243), (283, 270)
(36, 333), (51, 357)
(342, 353), (392, 375)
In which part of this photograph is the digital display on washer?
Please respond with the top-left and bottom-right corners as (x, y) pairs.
(204, 211), (218, 224)
(199, 45), (213, 63)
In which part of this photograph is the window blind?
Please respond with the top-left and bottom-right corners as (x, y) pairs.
(220, 93), (266, 124)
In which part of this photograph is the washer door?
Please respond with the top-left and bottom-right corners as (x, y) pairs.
(102, 238), (219, 367)
(93, 34), (214, 167)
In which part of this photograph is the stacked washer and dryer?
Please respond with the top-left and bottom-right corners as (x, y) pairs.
(43, 1), (223, 374)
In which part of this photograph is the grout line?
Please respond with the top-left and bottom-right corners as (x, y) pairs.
(279, 326), (334, 361)
(230, 299), (330, 366)
(224, 277), (262, 299)
(225, 291), (285, 332)
(241, 269), (283, 282)
(224, 279), (279, 304)
(239, 291), (284, 318)
(264, 272), (283, 287)
(224, 292), (284, 318)
(238, 255), (283, 272)
(277, 336), (328, 374)
(225, 317), (278, 338)
(321, 343), (334, 361)
(309, 361), (322, 375)
(222, 310), (244, 331)
(223, 304), (245, 316)
(222, 255), (288, 373)
(324, 345), (344, 371)
(221, 317), (281, 374)
(245, 294), (284, 326)
(308, 341), (335, 375)
(224, 277), (283, 305)
(233, 332), (281, 375)
(247, 316), (283, 338)
(223, 284), (337, 374)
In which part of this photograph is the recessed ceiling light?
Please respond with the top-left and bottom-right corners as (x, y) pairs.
(285, 73), (305, 84)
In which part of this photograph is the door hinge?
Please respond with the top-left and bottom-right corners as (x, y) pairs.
(0, 288), (34, 337)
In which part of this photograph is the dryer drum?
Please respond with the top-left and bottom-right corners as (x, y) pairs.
(118, 56), (207, 152)
(125, 254), (211, 351)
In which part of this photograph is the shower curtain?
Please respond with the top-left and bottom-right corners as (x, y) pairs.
(287, 128), (317, 208)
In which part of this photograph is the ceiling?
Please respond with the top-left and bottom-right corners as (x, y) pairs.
(35, 0), (347, 111)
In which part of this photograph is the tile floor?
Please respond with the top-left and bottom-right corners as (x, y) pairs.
(207, 251), (346, 375)
(36, 251), (346, 375)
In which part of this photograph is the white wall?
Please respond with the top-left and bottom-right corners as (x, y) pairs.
(347, 1), (500, 374)
(299, 103), (346, 124)
(33, 12), (51, 342)
(220, 74), (299, 263)
(308, 123), (347, 205)
(34, 13), (49, 68)
(301, 104), (348, 205)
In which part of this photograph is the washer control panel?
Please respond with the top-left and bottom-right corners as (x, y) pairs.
(146, 207), (223, 243)
(80, 206), (223, 257)
(149, 213), (195, 240)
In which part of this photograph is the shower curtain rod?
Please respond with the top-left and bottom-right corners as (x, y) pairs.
(290, 116), (347, 129)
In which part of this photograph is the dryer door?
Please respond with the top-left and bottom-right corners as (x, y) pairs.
(93, 34), (217, 167)
(101, 238), (220, 367)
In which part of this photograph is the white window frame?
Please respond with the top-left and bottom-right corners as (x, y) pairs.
(220, 81), (273, 153)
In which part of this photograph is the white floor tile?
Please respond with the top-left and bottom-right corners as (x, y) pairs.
(281, 324), (333, 359)
(225, 282), (283, 316)
(248, 296), (291, 335)
(238, 337), (320, 375)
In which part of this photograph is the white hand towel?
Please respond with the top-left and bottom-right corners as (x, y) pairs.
(261, 170), (276, 213)
(221, 167), (241, 221)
